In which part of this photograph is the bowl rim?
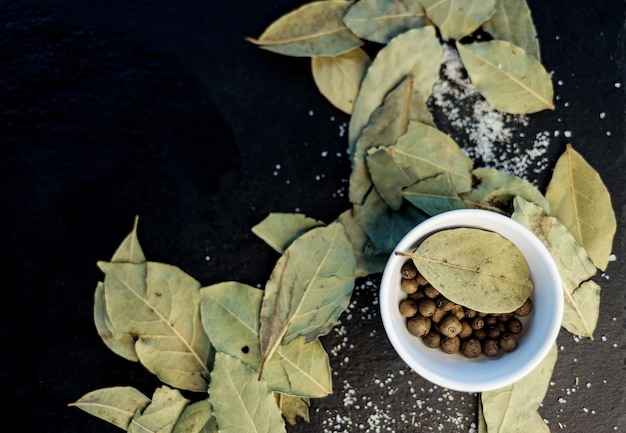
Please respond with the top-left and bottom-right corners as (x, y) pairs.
(379, 209), (564, 392)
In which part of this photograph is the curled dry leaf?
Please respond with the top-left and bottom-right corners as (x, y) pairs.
(482, 0), (541, 60)
(128, 386), (189, 433)
(343, 0), (429, 44)
(545, 144), (616, 271)
(349, 75), (434, 207)
(252, 212), (324, 254)
(457, 40), (554, 114)
(512, 197), (599, 339)
(401, 228), (533, 313)
(69, 386), (151, 430)
(245, 0), (362, 57)
(348, 26), (441, 155)
(338, 210), (389, 277)
(97, 260), (211, 392)
(210, 353), (287, 433)
(312, 48), (371, 114)
(481, 343), (557, 433)
(417, 0), (496, 41)
(402, 173), (467, 215)
(200, 282), (332, 397)
(258, 222), (356, 378)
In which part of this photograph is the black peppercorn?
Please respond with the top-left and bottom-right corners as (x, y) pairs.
(464, 309), (477, 319)
(401, 278), (419, 294)
(461, 338), (482, 358)
(440, 315), (462, 338)
(423, 284), (440, 299)
(422, 331), (441, 348)
(408, 289), (425, 302)
(440, 336), (461, 354)
(407, 315), (431, 337)
(482, 339), (500, 357)
(473, 329), (487, 340)
(487, 325), (501, 340)
(401, 260), (417, 279)
(436, 297), (455, 312)
(485, 315), (498, 326)
(431, 307), (447, 323)
(507, 318), (523, 335)
(416, 274), (428, 286)
(418, 298), (437, 317)
(458, 320), (473, 339)
(470, 316), (485, 331)
(499, 333), (518, 353)
(399, 299), (418, 317)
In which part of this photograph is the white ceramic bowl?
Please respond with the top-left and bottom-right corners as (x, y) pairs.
(380, 209), (563, 392)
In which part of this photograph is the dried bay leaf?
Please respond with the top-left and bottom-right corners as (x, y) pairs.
(275, 394), (310, 426)
(366, 121), (473, 209)
(460, 167), (550, 214)
(417, 0), (495, 41)
(481, 343), (557, 433)
(402, 173), (467, 215)
(259, 222), (356, 376)
(210, 352), (287, 433)
(172, 399), (217, 433)
(353, 188), (428, 255)
(128, 386), (189, 433)
(312, 48), (371, 114)
(98, 261), (211, 392)
(545, 144), (616, 271)
(402, 228), (532, 313)
(94, 282), (139, 362)
(246, 1), (362, 57)
(343, 0), (428, 44)
(456, 40), (554, 114)
(94, 218), (145, 362)
(512, 197), (598, 338)
(349, 75), (434, 207)
(69, 386), (151, 430)
(348, 26), (441, 155)
(482, 0), (540, 60)
(200, 282), (332, 397)
(252, 212), (324, 254)
(339, 209), (389, 277)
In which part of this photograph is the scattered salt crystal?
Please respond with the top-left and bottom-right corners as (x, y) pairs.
(204, 255), (211, 261)
(600, 112), (607, 119)
(564, 131), (572, 137)
(321, 150), (328, 157)
(602, 335), (607, 341)
(615, 82), (622, 88)
(308, 109), (314, 116)
(609, 254), (617, 261)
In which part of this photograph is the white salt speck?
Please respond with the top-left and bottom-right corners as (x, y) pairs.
(601, 335), (607, 342)
(606, 131), (612, 136)
(554, 130), (561, 137)
(615, 82), (622, 88)
(600, 112), (607, 119)
(559, 398), (567, 404)
(564, 131), (572, 138)
(204, 255), (211, 261)
(321, 150), (328, 157)
(308, 109), (314, 116)
(558, 80), (564, 86)
(609, 254), (617, 261)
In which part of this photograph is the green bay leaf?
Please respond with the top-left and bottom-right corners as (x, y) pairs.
(200, 282), (332, 397)
(210, 353), (286, 433)
(512, 197), (599, 338)
(343, 0), (428, 44)
(404, 227), (532, 313)
(94, 282), (139, 362)
(259, 222), (356, 376)
(349, 75), (434, 206)
(69, 386), (150, 430)
(312, 48), (371, 114)
(402, 173), (467, 215)
(246, 1), (362, 57)
(348, 26), (441, 155)
(98, 261), (211, 392)
(338, 209), (389, 277)
(481, 343), (557, 433)
(545, 144), (616, 271)
(128, 386), (189, 433)
(417, 0), (495, 40)
(172, 400), (217, 433)
(252, 213), (325, 254)
(482, 0), (540, 60)
(457, 40), (554, 114)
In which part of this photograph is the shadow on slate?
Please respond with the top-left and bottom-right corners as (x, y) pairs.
(0, 4), (237, 432)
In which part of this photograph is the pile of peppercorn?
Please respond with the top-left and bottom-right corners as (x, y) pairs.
(399, 259), (533, 358)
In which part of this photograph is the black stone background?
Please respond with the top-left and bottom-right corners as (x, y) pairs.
(1, 0), (624, 431)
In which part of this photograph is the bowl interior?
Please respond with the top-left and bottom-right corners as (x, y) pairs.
(380, 209), (563, 392)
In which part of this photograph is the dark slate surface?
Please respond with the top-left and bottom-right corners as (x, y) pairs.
(1, 1), (624, 432)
